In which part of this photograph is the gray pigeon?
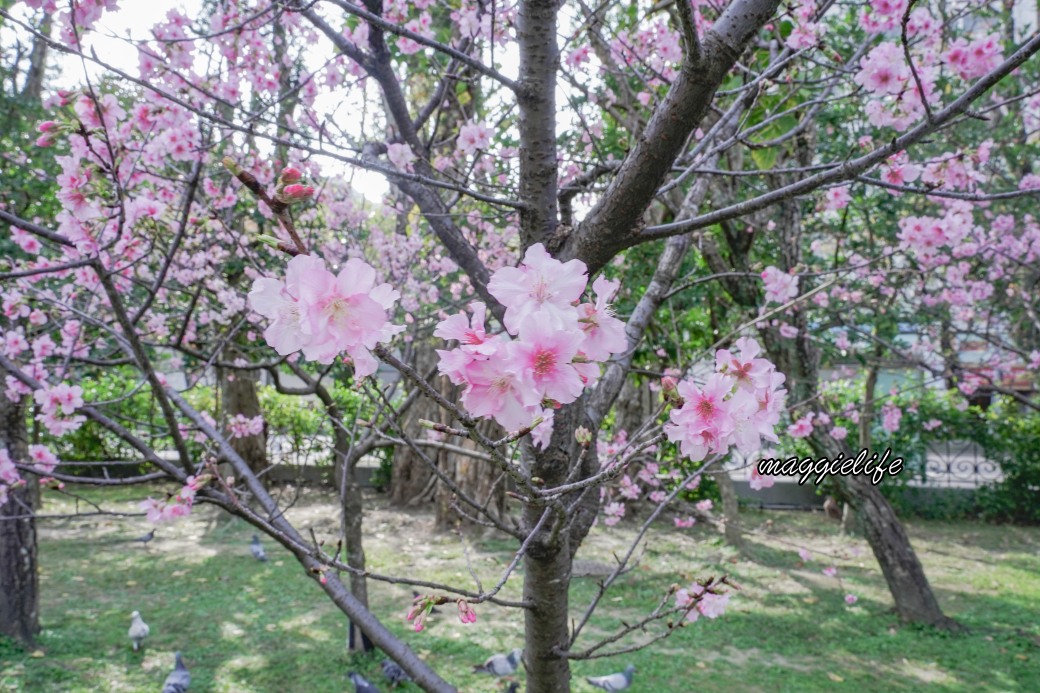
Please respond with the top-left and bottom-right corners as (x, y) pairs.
(586, 664), (636, 692)
(381, 658), (411, 686)
(250, 534), (268, 562)
(133, 529), (155, 545)
(161, 652), (191, 693)
(473, 648), (522, 676)
(127, 610), (149, 651)
(348, 671), (381, 693)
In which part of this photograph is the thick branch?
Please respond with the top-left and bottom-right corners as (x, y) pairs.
(562, 0), (782, 272)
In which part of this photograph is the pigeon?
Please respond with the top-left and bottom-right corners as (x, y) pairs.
(348, 671), (381, 693)
(823, 496), (842, 521)
(161, 652), (191, 693)
(473, 648), (523, 677)
(128, 610), (150, 652)
(133, 529), (155, 545)
(412, 590), (441, 614)
(586, 664), (636, 692)
(381, 658), (411, 686)
(250, 534), (268, 562)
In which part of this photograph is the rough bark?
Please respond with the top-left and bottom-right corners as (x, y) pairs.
(391, 346), (506, 530)
(714, 470), (744, 549)
(613, 378), (654, 438)
(19, 14), (50, 103)
(522, 403), (594, 693)
(0, 390), (39, 646)
(219, 356), (268, 482)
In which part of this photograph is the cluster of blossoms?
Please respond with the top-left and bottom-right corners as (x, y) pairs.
(139, 474), (208, 523)
(785, 0), (824, 51)
(33, 383), (86, 436)
(0, 449), (23, 507)
(760, 266), (798, 304)
(435, 243), (627, 438)
(853, 0), (1004, 132)
(675, 582), (731, 623)
(227, 414), (265, 439)
(664, 338), (787, 463)
(249, 254), (404, 377)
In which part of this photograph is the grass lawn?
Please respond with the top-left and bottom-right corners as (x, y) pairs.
(1, 484), (1038, 692)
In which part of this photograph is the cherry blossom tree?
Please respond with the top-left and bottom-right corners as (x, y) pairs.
(2, 0), (1039, 690)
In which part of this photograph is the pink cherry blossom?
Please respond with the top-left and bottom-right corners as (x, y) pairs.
(749, 466), (775, 491)
(787, 415), (814, 439)
(881, 403), (902, 433)
(27, 445), (59, 474)
(603, 501), (625, 526)
(822, 566), (838, 577)
(845, 594), (859, 605)
(457, 123), (492, 155)
(513, 322), (585, 406)
(577, 275), (627, 361)
(0, 449), (20, 486)
(761, 266), (799, 304)
(228, 414), (264, 439)
(387, 143), (416, 171)
(487, 243), (588, 335)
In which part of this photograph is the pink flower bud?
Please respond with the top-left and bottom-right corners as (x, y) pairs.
(35, 134), (55, 148)
(38, 121), (58, 133)
(282, 184), (314, 199)
(279, 167), (302, 183)
(457, 599), (477, 624)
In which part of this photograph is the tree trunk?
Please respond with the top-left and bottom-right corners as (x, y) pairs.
(391, 345), (506, 530)
(523, 542), (573, 692)
(701, 191), (954, 628)
(713, 470), (744, 549)
(391, 348), (441, 507)
(338, 445), (372, 652)
(0, 390), (39, 646)
(20, 14), (50, 104)
(309, 378), (371, 654)
(220, 355), (268, 482)
(613, 378), (653, 438)
(767, 313), (955, 628)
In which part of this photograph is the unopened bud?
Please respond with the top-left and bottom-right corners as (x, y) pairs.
(279, 167), (302, 183)
(222, 157), (243, 176)
(574, 426), (593, 445)
(255, 234), (283, 249)
(277, 184), (315, 204)
(661, 376), (683, 406)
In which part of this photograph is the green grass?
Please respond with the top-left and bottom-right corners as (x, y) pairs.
(1, 486), (1039, 691)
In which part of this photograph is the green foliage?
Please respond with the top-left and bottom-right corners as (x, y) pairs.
(972, 406), (1040, 525)
(800, 375), (1040, 523)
